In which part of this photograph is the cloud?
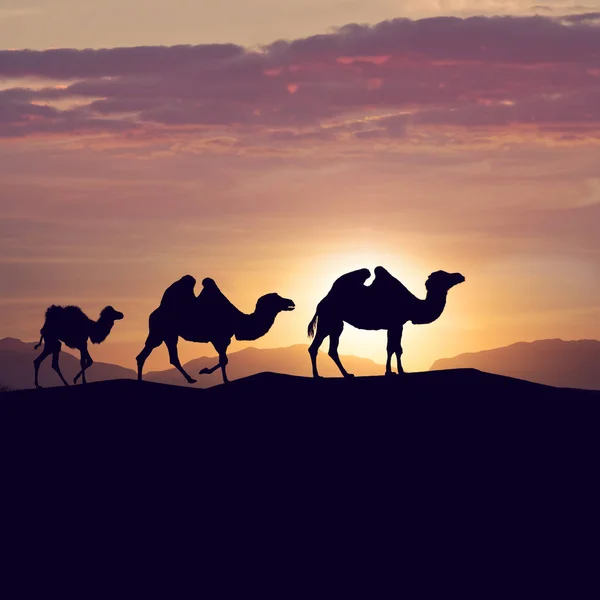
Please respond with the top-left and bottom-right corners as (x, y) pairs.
(0, 90), (140, 137)
(0, 44), (244, 79)
(2, 14), (600, 145)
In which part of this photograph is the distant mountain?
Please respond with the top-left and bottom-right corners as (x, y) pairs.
(146, 344), (384, 387)
(0, 338), (384, 390)
(430, 339), (600, 390)
(0, 337), (137, 390)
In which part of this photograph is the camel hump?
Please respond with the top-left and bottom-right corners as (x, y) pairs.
(331, 268), (371, 291)
(200, 277), (230, 302)
(373, 266), (406, 286)
(372, 266), (404, 289)
(160, 275), (197, 311)
(195, 278), (243, 321)
(374, 266), (394, 279)
(371, 265), (420, 305)
(45, 305), (63, 319)
(180, 274), (196, 286)
(202, 277), (218, 290)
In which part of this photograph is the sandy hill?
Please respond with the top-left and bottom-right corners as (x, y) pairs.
(3, 370), (598, 580)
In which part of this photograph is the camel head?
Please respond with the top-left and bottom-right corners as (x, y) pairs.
(256, 293), (296, 315)
(100, 306), (125, 322)
(425, 271), (465, 293)
(235, 293), (295, 341)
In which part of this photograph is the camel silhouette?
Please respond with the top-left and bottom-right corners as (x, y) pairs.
(136, 275), (295, 384)
(307, 267), (465, 378)
(34, 305), (124, 388)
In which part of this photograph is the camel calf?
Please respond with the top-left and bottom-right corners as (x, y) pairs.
(34, 305), (124, 388)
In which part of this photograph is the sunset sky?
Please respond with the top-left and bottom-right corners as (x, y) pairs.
(1, 1), (599, 372)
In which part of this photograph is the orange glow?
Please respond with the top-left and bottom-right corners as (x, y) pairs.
(337, 55), (391, 65)
(2, 12), (599, 381)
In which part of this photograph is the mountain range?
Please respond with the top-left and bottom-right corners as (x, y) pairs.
(0, 338), (382, 391)
(430, 338), (600, 390)
(0, 337), (135, 391)
(2, 337), (598, 391)
(144, 344), (383, 386)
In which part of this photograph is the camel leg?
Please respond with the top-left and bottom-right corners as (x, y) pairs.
(74, 346), (93, 384)
(385, 330), (395, 376)
(84, 353), (94, 384)
(212, 339), (231, 384)
(136, 332), (163, 382)
(34, 341), (55, 389)
(386, 327), (404, 376)
(328, 323), (354, 379)
(199, 362), (221, 376)
(395, 330), (405, 375)
(308, 320), (330, 379)
(165, 336), (197, 384)
(51, 342), (70, 387)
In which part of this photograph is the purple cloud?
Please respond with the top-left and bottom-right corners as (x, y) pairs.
(0, 44), (244, 78)
(2, 14), (600, 143)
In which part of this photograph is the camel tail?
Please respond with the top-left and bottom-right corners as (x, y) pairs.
(34, 305), (60, 349)
(307, 313), (318, 339)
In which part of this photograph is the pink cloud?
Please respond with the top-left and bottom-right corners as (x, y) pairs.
(2, 14), (600, 143)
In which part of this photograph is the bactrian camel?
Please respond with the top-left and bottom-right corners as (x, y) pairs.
(308, 266), (465, 378)
(136, 275), (295, 384)
(34, 305), (124, 388)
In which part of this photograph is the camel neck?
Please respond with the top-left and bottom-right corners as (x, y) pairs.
(235, 306), (277, 341)
(90, 317), (114, 344)
(412, 290), (448, 325)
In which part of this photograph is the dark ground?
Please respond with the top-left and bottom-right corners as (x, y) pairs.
(2, 369), (599, 593)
